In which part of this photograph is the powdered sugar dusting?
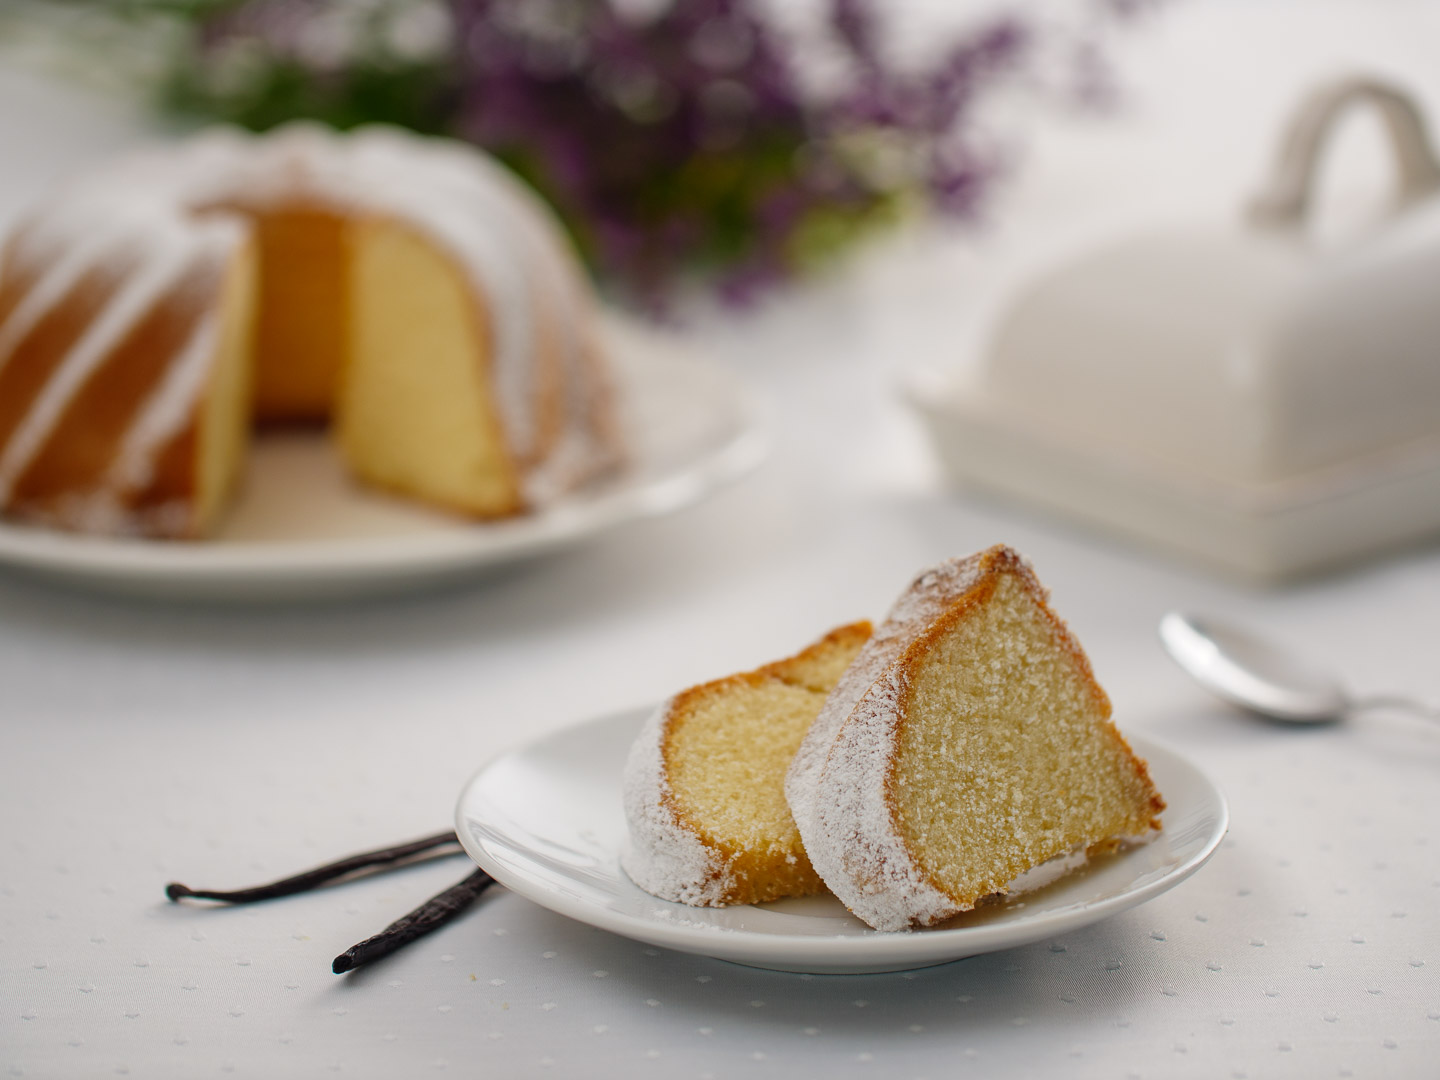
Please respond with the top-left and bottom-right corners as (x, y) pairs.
(0, 211), (145, 374)
(787, 552), (995, 834)
(787, 547), (1036, 931)
(105, 224), (239, 497)
(0, 209), (203, 501)
(620, 698), (730, 907)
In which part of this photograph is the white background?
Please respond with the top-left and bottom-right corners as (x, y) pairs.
(3, 2), (1439, 1077)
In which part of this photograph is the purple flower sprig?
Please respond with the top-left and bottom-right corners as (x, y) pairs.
(155, 0), (1127, 308)
(448, 0), (1034, 307)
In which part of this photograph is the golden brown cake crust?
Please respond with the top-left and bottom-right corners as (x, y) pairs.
(622, 621), (872, 907)
(0, 229), (243, 538)
(790, 545), (1165, 931)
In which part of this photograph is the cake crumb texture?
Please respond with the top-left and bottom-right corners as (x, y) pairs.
(790, 545), (1164, 931)
(622, 621), (872, 907)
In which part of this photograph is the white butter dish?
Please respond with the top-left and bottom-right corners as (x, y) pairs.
(912, 77), (1440, 582)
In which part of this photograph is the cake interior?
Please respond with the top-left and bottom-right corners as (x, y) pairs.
(893, 572), (1162, 910)
(192, 205), (524, 524)
(194, 240), (260, 532)
(248, 209), (348, 422)
(338, 218), (520, 515)
(663, 623), (871, 905)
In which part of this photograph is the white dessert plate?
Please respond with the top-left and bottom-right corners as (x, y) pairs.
(0, 315), (766, 602)
(455, 706), (1228, 975)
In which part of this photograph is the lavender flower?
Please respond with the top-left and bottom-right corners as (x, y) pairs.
(146, 0), (1130, 308)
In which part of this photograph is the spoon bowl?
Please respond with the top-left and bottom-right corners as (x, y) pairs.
(1159, 612), (1351, 723)
(1161, 612), (1440, 725)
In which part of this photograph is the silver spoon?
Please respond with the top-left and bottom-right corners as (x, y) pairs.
(1159, 612), (1440, 724)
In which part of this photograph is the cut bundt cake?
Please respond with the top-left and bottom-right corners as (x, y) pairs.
(622, 621), (873, 907)
(0, 123), (621, 538)
(787, 546), (1164, 931)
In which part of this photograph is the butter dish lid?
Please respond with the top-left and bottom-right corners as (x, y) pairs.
(976, 76), (1440, 490)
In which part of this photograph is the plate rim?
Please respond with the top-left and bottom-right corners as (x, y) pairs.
(455, 705), (1230, 972)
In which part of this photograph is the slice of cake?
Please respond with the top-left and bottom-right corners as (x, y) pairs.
(622, 621), (872, 907)
(787, 546), (1164, 931)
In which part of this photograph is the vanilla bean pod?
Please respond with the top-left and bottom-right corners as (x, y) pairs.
(332, 867), (495, 974)
(165, 830), (464, 904)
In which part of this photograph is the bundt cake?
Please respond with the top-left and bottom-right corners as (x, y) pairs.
(622, 621), (873, 907)
(0, 123), (622, 538)
(787, 545), (1164, 931)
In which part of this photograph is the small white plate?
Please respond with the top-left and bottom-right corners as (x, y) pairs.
(0, 316), (766, 602)
(455, 706), (1228, 974)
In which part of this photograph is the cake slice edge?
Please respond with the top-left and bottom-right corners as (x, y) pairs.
(621, 620), (872, 907)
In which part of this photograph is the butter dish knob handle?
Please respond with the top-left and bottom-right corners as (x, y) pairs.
(1247, 75), (1440, 231)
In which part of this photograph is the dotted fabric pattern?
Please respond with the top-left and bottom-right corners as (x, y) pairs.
(5, 687), (1438, 1079)
(4, 3), (1440, 1075)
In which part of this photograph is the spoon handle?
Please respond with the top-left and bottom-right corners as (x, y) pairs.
(1350, 694), (1440, 722)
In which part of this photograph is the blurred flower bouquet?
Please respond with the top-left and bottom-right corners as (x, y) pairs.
(7, 0), (1131, 307)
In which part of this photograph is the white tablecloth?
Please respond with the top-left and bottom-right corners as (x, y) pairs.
(4, 3), (1440, 1077)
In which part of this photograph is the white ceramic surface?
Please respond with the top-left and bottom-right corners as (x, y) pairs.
(914, 76), (1440, 582)
(0, 315), (767, 601)
(976, 76), (1440, 488)
(455, 706), (1228, 975)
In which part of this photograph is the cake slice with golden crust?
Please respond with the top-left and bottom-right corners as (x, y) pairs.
(787, 546), (1164, 931)
(622, 621), (872, 907)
